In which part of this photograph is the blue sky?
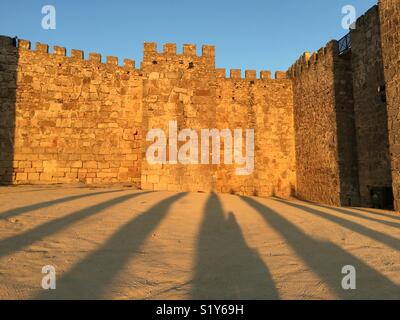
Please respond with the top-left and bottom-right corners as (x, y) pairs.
(0, 0), (377, 73)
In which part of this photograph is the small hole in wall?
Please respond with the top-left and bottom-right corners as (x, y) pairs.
(152, 60), (158, 64)
(58, 63), (62, 67)
(232, 97), (235, 101)
(188, 62), (194, 69)
(179, 60), (184, 64)
(250, 80), (255, 85)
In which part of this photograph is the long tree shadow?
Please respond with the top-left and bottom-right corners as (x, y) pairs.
(0, 189), (127, 221)
(191, 193), (279, 300)
(0, 191), (150, 259)
(315, 203), (400, 229)
(273, 198), (399, 252)
(0, 187), (74, 194)
(35, 192), (186, 300)
(242, 196), (400, 299)
(354, 208), (400, 221)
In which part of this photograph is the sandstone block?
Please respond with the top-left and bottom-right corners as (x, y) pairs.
(71, 161), (83, 168)
(16, 173), (27, 181)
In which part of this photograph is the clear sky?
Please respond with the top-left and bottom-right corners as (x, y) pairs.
(0, 0), (377, 74)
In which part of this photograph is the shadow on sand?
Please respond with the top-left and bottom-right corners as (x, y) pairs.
(0, 191), (149, 259)
(314, 203), (400, 229)
(35, 192), (186, 299)
(273, 198), (400, 252)
(191, 192), (279, 299)
(353, 207), (400, 221)
(242, 196), (400, 299)
(0, 189), (126, 221)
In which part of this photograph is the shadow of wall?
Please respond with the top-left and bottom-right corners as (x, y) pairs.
(332, 45), (361, 207)
(0, 36), (18, 184)
(349, 5), (393, 209)
(379, 0), (400, 211)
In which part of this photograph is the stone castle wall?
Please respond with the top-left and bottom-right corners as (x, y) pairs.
(0, 0), (399, 208)
(287, 41), (359, 206)
(379, 0), (400, 210)
(0, 37), (17, 184)
(289, 48), (339, 205)
(215, 73), (296, 197)
(332, 43), (360, 207)
(140, 43), (296, 197)
(140, 43), (218, 193)
(350, 5), (392, 207)
(0, 38), (142, 185)
(285, 0), (399, 208)
(0, 38), (296, 198)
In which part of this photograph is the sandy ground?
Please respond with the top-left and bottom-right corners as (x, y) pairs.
(0, 185), (398, 300)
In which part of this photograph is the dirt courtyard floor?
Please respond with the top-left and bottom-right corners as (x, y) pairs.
(0, 185), (399, 300)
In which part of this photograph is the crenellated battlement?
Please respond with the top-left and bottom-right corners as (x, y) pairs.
(16, 39), (137, 70)
(141, 41), (216, 71)
(0, 35), (15, 47)
(3, 37), (289, 80)
(143, 42), (215, 58)
(354, 4), (379, 30)
(215, 68), (286, 80)
(287, 40), (338, 78)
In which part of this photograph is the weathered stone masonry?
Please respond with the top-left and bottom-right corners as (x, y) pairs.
(140, 43), (296, 197)
(350, 5), (392, 208)
(287, 0), (399, 209)
(0, 37), (296, 198)
(0, 37), (142, 186)
(287, 41), (359, 207)
(379, 0), (400, 210)
(0, 0), (399, 209)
